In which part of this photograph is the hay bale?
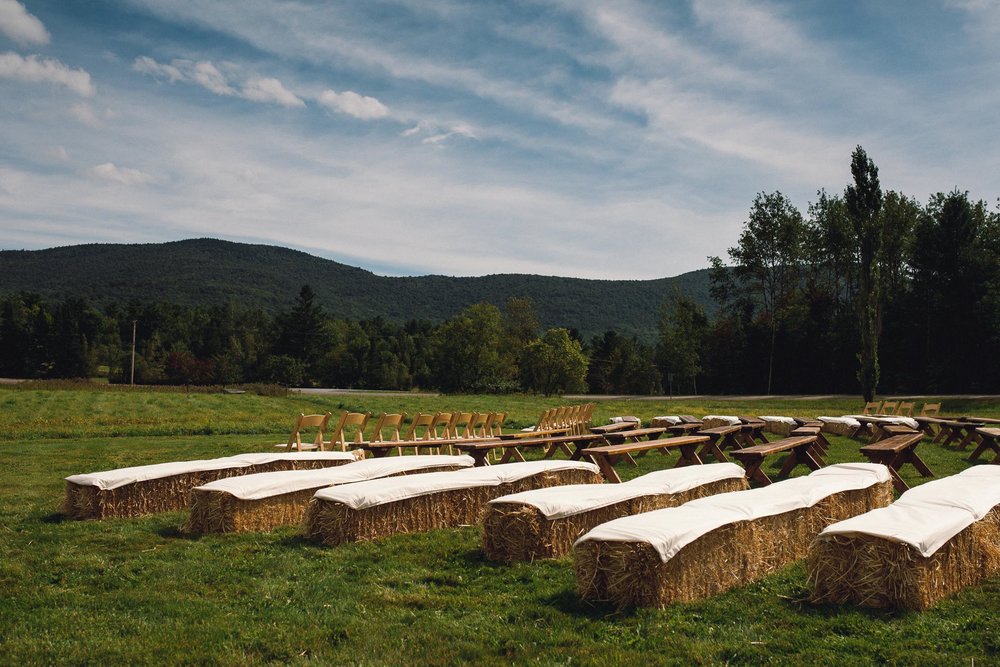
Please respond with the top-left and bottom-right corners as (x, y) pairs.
(759, 415), (796, 436)
(482, 471), (748, 562)
(574, 464), (893, 608)
(808, 466), (1000, 609)
(701, 415), (741, 429)
(304, 462), (602, 546)
(186, 456), (474, 534)
(62, 452), (356, 520)
(818, 416), (861, 437)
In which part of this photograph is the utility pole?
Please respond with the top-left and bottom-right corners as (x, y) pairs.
(130, 320), (137, 386)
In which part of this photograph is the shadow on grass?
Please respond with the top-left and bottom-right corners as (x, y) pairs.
(156, 524), (205, 541)
(542, 587), (639, 619)
(777, 591), (912, 622)
(40, 512), (69, 524)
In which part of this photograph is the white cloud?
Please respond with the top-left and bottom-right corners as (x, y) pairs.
(241, 77), (304, 107)
(318, 89), (388, 119)
(86, 162), (155, 186)
(0, 0), (49, 46)
(47, 145), (69, 161)
(133, 56), (306, 108)
(0, 51), (94, 96)
(132, 55), (183, 82)
(69, 103), (101, 126)
(190, 60), (235, 96)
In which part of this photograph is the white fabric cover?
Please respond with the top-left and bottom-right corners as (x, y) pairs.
(192, 455), (475, 500)
(819, 416), (861, 428)
(609, 416), (641, 424)
(65, 451), (358, 490)
(312, 460), (600, 511)
(844, 414), (919, 430)
(820, 466), (1000, 556)
(759, 415), (797, 425)
(651, 415), (682, 425)
(702, 415), (741, 425)
(575, 463), (890, 562)
(488, 463), (746, 520)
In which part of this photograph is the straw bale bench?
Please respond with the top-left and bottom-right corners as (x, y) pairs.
(580, 436), (711, 483)
(482, 463), (748, 562)
(186, 455), (474, 533)
(758, 415), (797, 436)
(454, 434), (604, 466)
(304, 460), (602, 546)
(859, 432), (931, 492)
(818, 416), (861, 437)
(729, 435), (823, 486)
(574, 463), (893, 608)
(809, 466), (1000, 610)
(969, 427), (1000, 464)
(63, 451), (359, 520)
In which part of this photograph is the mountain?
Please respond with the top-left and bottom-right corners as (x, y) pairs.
(0, 239), (717, 340)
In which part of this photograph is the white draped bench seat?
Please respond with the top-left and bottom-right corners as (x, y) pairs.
(187, 454), (475, 533)
(808, 465), (1000, 610)
(304, 460), (602, 546)
(63, 451), (359, 519)
(573, 463), (893, 608)
(482, 463), (748, 562)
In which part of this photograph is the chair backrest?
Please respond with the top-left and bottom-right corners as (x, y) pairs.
(880, 401), (899, 416)
(468, 412), (489, 438)
(450, 411), (475, 439)
(329, 411), (372, 450)
(895, 401), (915, 417)
(919, 402), (942, 417)
(430, 412), (453, 439)
(287, 412), (332, 451)
(863, 401), (883, 415)
(370, 412), (406, 442)
(489, 412), (507, 436)
(533, 408), (554, 431)
(404, 413), (436, 441)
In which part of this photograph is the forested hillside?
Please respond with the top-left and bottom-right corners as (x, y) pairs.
(0, 239), (713, 340)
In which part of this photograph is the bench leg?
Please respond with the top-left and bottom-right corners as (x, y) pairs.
(699, 439), (729, 463)
(902, 448), (934, 478)
(740, 458), (772, 486)
(672, 444), (703, 468)
(592, 454), (622, 484)
(968, 436), (999, 462)
(864, 451), (908, 492)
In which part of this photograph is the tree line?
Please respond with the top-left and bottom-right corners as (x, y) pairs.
(1, 148), (997, 396)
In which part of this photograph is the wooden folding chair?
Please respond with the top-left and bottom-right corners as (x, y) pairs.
(880, 401), (899, 416)
(489, 412), (507, 436)
(862, 401), (883, 415)
(328, 411), (371, 452)
(450, 412), (475, 439)
(431, 412), (455, 454)
(370, 412), (407, 455)
(468, 412), (490, 438)
(919, 402), (942, 417)
(275, 412), (332, 451)
(895, 401), (915, 417)
(404, 413), (437, 454)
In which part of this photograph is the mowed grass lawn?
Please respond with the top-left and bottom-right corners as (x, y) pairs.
(1, 385), (998, 665)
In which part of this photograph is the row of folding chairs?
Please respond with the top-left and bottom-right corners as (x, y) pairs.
(524, 403), (596, 436)
(862, 400), (940, 418)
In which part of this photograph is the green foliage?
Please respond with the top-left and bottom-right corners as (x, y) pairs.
(430, 303), (508, 393)
(520, 328), (588, 396)
(656, 292), (709, 395)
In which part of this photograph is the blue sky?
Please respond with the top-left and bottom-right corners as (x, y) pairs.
(1, 0), (998, 279)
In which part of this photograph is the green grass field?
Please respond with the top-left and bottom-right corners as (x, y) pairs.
(1, 384), (998, 665)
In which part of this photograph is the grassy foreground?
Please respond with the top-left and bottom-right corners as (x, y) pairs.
(1, 385), (998, 665)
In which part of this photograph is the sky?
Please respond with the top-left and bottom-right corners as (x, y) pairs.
(1, 0), (998, 280)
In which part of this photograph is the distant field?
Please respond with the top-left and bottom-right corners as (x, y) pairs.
(1, 385), (997, 664)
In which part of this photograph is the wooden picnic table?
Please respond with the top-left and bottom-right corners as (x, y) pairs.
(859, 432), (932, 493)
(453, 433), (604, 466)
(590, 422), (640, 435)
(969, 428), (1000, 464)
(602, 426), (668, 444)
(789, 425), (830, 454)
(935, 419), (984, 449)
(730, 435), (822, 486)
(695, 424), (744, 463)
(359, 437), (497, 458)
(579, 436), (711, 483)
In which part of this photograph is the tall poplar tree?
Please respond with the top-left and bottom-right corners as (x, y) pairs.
(845, 146), (884, 402)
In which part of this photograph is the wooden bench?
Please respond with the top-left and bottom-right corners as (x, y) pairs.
(666, 422), (703, 437)
(859, 432), (932, 492)
(453, 434), (605, 466)
(590, 422), (640, 435)
(601, 427), (668, 444)
(934, 419), (984, 449)
(498, 427), (571, 440)
(579, 436), (711, 483)
(737, 417), (769, 446)
(729, 435), (822, 486)
(695, 425), (744, 463)
(789, 425), (829, 455)
(969, 427), (1000, 464)
(869, 423), (921, 444)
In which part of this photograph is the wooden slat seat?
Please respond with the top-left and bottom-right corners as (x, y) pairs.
(789, 425), (830, 454)
(729, 436), (822, 486)
(602, 427), (668, 444)
(580, 436), (711, 483)
(666, 423), (703, 436)
(859, 432), (931, 492)
(590, 422), (640, 435)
